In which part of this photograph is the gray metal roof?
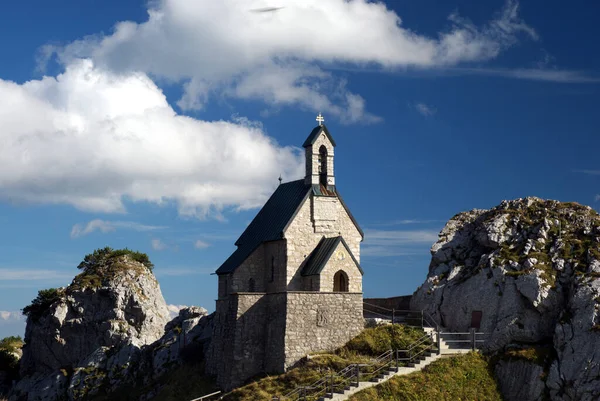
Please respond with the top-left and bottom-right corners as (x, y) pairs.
(301, 236), (363, 276)
(216, 179), (311, 275)
(302, 124), (336, 148)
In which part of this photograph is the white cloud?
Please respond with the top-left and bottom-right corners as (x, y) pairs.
(372, 219), (444, 226)
(362, 229), (439, 257)
(151, 239), (168, 251)
(47, 0), (536, 123)
(0, 60), (303, 218)
(194, 240), (210, 249)
(70, 219), (165, 238)
(574, 169), (600, 176)
(167, 304), (187, 319)
(154, 267), (211, 277)
(450, 67), (600, 83)
(0, 268), (72, 281)
(415, 103), (436, 117)
(595, 195), (600, 202)
(0, 1), (544, 217)
(0, 311), (24, 322)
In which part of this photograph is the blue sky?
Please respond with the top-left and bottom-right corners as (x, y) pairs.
(1, 0), (599, 338)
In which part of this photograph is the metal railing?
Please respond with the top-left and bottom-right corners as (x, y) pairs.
(363, 302), (440, 331)
(438, 330), (487, 351)
(189, 390), (222, 401)
(271, 305), (487, 400)
(271, 334), (437, 401)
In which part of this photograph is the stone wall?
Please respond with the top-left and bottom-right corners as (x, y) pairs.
(207, 294), (272, 391)
(283, 292), (363, 368)
(304, 130), (335, 186)
(284, 194), (362, 291)
(263, 240), (288, 293)
(318, 241), (362, 292)
(207, 291), (363, 390)
(231, 245), (265, 293)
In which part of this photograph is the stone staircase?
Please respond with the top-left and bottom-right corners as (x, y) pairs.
(316, 351), (444, 401)
(312, 333), (474, 401)
(423, 327), (473, 356)
(273, 305), (485, 401)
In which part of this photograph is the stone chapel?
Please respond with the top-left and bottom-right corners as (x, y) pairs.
(206, 117), (365, 391)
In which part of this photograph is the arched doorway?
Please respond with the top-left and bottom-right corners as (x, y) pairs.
(333, 270), (349, 292)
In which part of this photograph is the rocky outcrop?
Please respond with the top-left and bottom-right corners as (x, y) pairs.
(9, 254), (213, 401)
(494, 358), (547, 401)
(411, 197), (600, 401)
(20, 258), (170, 377)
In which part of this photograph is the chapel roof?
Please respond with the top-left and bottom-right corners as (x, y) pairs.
(302, 124), (337, 148)
(216, 179), (311, 275)
(215, 179), (364, 275)
(301, 236), (363, 276)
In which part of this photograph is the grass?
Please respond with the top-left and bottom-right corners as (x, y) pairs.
(92, 362), (217, 401)
(221, 324), (429, 401)
(501, 346), (553, 366)
(70, 247), (155, 291)
(348, 352), (502, 401)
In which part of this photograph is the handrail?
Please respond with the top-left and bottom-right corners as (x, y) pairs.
(189, 391), (222, 401)
(273, 311), (486, 400)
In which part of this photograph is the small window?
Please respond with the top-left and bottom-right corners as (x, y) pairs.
(249, 278), (256, 292)
(270, 256), (275, 282)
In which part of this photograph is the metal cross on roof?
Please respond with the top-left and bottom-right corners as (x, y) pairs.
(316, 113), (324, 126)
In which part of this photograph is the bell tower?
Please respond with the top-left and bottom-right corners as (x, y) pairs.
(304, 113), (336, 187)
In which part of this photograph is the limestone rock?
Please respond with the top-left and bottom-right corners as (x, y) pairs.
(20, 256), (170, 377)
(9, 254), (214, 401)
(411, 197), (600, 400)
(495, 359), (547, 401)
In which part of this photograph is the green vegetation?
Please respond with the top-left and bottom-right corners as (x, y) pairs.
(348, 352), (502, 401)
(483, 199), (600, 287)
(72, 247), (154, 290)
(0, 336), (23, 354)
(221, 324), (429, 401)
(22, 288), (64, 321)
(0, 336), (23, 387)
(78, 247), (154, 272)
(501, 346), (553, 366)
(343, 325), (427, 357)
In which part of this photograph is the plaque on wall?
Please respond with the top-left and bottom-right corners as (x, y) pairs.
(316, 307), (332, 327)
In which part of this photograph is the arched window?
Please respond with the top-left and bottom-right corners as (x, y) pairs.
(318, 145), (328, 185)
(333, 270), (349, 292)
(248, 278), (256, 292)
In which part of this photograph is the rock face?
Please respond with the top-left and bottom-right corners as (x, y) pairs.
(411, 197), (600, 401)
(9, 255), (213, 401)
(20, 258), (170, 377)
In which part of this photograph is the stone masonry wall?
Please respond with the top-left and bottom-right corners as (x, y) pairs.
(264, 293), (287, 373)
(284, 195), (362, 291)
(207, 294), (270, 391)
(305, 131), (335, 186)
(231, 245), (265, 293)
(284, 292), (363, 368)
(228, 293), (268, 390)
(263, 240), (288, 293)
(318, 241), (362, 292)
(206, 298), (237, 384)
(207, 293), (289, 391)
